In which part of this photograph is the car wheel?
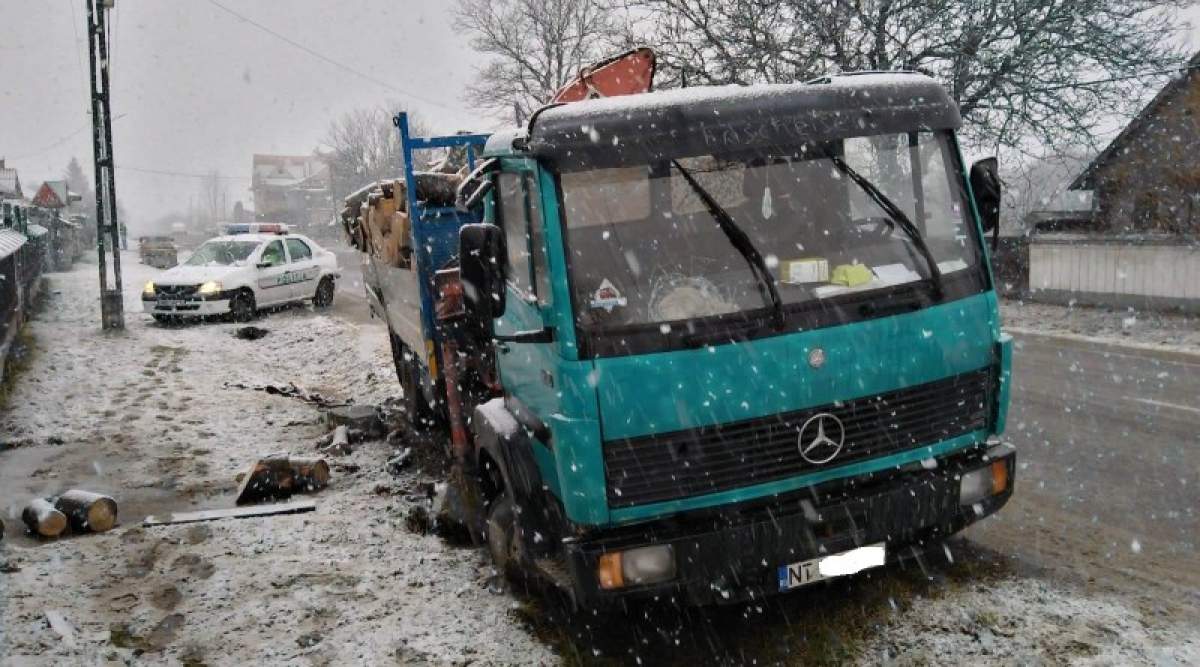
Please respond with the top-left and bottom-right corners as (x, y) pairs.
(230, 290), (256, 322)
(313, 277), (334, 309)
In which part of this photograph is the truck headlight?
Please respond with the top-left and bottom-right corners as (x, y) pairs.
(959, 460), (1009, 506)
(198, 281), (222, 295)
(142, 281), (155, 296)
(597, 544), (676, 590)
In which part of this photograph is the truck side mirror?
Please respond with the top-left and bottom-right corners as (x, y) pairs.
(456, 158), (499, 212)
(969, 157), (1001, 234)
(459, 223), (507, 318)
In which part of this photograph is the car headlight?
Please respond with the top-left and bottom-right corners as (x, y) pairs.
(142, 281), (155, 295)
(198, 281), (223, 295)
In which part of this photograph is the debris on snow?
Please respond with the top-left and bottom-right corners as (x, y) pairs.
(233, 325), (270, 341)
(143, 500), (316, 527)
(54, 490), (118, 533)
(21, 498), (67, 538)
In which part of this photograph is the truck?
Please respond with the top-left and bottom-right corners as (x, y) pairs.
(341, 64), (1013, 608)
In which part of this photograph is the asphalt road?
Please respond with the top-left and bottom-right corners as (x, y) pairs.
(967, 332), (1200, 612)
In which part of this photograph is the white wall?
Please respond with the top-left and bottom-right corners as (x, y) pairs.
(1029, 236), (1200, 306)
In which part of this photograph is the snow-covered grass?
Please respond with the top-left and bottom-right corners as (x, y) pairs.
(1002, 298), (1200, 355)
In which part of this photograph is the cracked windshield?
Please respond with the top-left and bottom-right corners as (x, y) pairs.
(1, 1), (1198, 665)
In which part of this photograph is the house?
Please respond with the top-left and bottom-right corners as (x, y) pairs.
(1026, 54), (1200, 311)
(31, 180), (80, 210)
(250, 154), (333, 230)
(0, 159), (22, 200)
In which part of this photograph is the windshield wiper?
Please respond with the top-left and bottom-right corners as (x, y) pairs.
(824, 152), (944, 300)
(671, 160), (786, 330)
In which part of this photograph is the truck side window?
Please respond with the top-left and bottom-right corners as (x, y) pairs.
(525, 173), (552, 307)
(496, 172), (532, 296)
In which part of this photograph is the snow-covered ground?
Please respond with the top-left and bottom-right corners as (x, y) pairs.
(0, 255), (1196, 665)
(1002, 298), (1200, 355)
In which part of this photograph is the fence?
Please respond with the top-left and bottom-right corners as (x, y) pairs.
(1028, 234), (1200, 312)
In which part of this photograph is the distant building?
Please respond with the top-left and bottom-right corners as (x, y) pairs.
(1069, 51), (1200, 235)
(250, 154), (333, 230)
(31, 180), (80, 210)
(0, 159), (22, 200)
(1025, 55), (1200, 312)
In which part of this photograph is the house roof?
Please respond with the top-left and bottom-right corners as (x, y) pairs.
(1069, 52), (1200, 190)
(32, 180), (78, 208)
(0, 228), (27, 261)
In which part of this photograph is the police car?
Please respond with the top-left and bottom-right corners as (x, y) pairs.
(142, 223), (340, 322)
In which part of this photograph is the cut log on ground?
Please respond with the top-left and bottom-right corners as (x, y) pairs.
(323, 405), (383, 437)
(289, 457), (330, 492)
(143, 500), (316, 527)
(320, 424), (351, 455)
(235, 453), (294, 505)
(54, 490), (118, 533)
(22, 498), (68, 538)
(236, 454), (331, 503)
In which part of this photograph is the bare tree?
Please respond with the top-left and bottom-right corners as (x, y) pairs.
(457, 0), (617, 123)
(622, 0), (1190, 153)
(320, 105), (432, 203)
(198, 170), (226, 230)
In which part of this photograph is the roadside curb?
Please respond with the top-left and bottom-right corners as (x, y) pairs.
(1004, 326), (1200, 363)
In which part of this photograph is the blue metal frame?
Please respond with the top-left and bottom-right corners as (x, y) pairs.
(394, 112), (491, 370)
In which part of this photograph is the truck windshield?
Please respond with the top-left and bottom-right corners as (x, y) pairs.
(185, 240), (259, 267)
(558, 130), (982, 334)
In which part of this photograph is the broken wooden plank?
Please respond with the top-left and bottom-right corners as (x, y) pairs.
(45, 609), (77, 648)
(142, 500), (316, 527)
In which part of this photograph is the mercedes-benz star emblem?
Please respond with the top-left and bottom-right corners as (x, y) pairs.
(797, 413), (845, 465)
(808, 348), (826, 369)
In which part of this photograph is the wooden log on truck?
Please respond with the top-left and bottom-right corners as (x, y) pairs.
(54, 490), (118, 533)
(22, 498), (68, 538)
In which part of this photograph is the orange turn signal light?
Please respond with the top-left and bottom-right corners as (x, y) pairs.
(597, 552), (624, 590)
(990, 460), (1009, 495)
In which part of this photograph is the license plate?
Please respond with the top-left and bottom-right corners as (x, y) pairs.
(777, 543), (886, 591)
(157, 300), (181, 309)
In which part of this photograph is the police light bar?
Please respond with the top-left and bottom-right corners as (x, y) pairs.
(225, 223), (290, 235)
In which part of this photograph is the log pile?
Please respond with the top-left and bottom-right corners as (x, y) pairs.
(18, 490), (118, 538)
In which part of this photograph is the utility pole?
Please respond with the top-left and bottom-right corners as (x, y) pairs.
(86, 0), (124, 329)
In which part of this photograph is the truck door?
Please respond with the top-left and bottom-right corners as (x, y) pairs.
(493, 166), (559, 436)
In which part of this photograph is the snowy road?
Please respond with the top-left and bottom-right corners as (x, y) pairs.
(1, 255), (1198, 665)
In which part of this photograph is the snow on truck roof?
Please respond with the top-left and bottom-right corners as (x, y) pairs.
(523, 72), (961, 170)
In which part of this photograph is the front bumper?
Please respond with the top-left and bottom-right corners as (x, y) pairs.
(563, 441), (1015, 607)
(142, 294), (231, 316)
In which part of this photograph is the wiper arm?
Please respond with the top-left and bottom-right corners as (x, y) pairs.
(671, 160), (786, 330)
(825, 152), (944, 300)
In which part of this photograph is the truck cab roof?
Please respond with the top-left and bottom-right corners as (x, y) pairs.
(515, 72), (960, 170)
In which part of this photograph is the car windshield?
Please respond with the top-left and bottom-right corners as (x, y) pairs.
(558, 130), (982, 331)
(184, 240), (259, 267)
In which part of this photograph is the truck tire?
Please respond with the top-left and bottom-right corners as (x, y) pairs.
(388, 330), (436, 425)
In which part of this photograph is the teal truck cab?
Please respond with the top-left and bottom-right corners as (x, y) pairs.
(348, 72), (1013, 607)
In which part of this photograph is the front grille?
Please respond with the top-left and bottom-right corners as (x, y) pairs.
(603, 368), (992, 508)
(155, 284), (198, 297)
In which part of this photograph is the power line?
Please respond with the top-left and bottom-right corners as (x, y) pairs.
(7, 122), (92, 161)
(203, 0), (458, 111)
(1034, 63), (1200, 93)
(116, 165), (252, 180)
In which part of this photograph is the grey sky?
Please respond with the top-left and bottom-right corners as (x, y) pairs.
(2, 1), (1198, 234)
(1, 0), (494, 232)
